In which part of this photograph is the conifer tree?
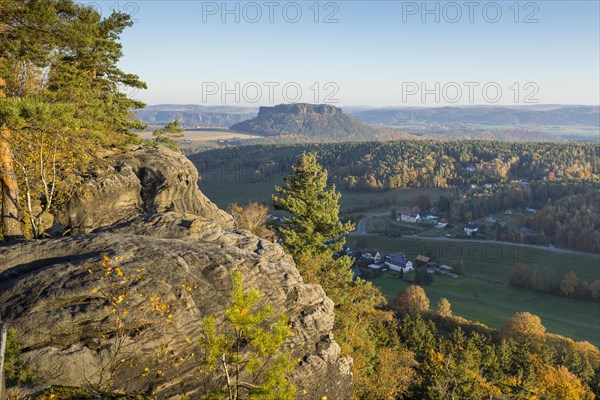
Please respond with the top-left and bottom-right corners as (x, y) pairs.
(152, 121), (184, 151)
(272, 152), (354, 258)
(197, 271), (296, 400)
(0, 0), (146, 240)
(273, 153), (417, 399)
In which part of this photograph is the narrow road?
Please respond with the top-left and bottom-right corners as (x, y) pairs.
(349, 212), (388, 236)
(412, 235), (600, 258)
(350, 215), (600, 259)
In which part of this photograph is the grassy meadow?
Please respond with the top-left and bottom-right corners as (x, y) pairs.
(346, 235), (600, 345)
(198, 172), (448, 215)
(195, 163), (600, 345)
(370, 270), (600, 345)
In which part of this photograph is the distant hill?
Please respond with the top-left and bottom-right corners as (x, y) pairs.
(136, 104), (258, 128)
(135, 104), (598, 142)
(229, 103), (411, 141)
(346, 106), (600, 126)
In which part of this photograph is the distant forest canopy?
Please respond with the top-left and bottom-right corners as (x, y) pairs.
(193, 140), (599, 191)
(456, 183), (600, 253)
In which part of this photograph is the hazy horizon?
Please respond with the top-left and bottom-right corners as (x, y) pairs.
(141, 102), (600, 108)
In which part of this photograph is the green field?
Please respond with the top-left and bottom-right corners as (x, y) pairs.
(197, 169), (600, 345)
(346, 235), (600, 345)
(199, 174), (448, 215)
(365, 216), (453, 237)
(371, 270), (600, 345)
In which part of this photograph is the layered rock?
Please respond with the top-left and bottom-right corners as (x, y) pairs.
(55, 146), (233, 234)
(0, 147), (353, 399)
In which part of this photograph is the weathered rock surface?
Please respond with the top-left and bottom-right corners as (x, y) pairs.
(0, 147), (353, 399)
(55, 146), (234, 234)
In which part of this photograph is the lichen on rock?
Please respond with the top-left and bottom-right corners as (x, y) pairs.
(0, 147), (352, 399)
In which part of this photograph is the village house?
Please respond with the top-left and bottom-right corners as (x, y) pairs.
(384, 252), (414, 272)
(399, 207), (421, 223)
(424, 215), (439, 224)
(361, 249), (381, 262)
(435, 218), (449, 229)
(415, 255), (431, 267)
(464, 223), (479, 236)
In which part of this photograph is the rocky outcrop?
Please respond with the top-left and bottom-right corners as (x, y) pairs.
(230, 103), (411, 141)
(0, 147), (353, 399)
(55, 146), (233, 234)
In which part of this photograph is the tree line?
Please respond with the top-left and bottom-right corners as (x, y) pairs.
(510, 263), (600, 302)
(443, 182), (599, 252)
(392, 287), (600, 400)
(194, 140), (599, 191)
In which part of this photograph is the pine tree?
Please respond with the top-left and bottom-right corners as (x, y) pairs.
(272, 152), (354, 258)
(0, 0), (146, 240)
(273, 152), (416, 399)
(152, 121), (184, 151)
(197, 271), (296, 400)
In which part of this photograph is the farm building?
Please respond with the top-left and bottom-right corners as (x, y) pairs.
(399, 207), (421, 223)
(385, 253), (414, 272)
(423, 215), (439, 224)
(415, 255), (431, 266)
(435, 218), (449, 229)
(464, 223), (479, 236)
(438, 265), (458, 278)
(361, 249), (381, 261)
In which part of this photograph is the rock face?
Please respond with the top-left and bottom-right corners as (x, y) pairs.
(0, 148), (353, 399)
(55, 146), (234, 234)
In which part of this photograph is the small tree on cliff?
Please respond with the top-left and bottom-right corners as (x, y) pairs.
(272, 152), (354, 258)
(198, 270), (296, 400)
(152, 121), (184, 151)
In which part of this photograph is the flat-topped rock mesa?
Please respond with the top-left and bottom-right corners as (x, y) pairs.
(230, 103), (411, 141)
(0, 146), (353, 399)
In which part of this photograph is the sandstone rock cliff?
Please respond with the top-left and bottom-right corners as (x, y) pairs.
(55, 146), (234, 234)
(0, 147), (353, 399)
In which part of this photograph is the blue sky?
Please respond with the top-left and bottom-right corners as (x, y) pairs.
(94, 0), (600, 106)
